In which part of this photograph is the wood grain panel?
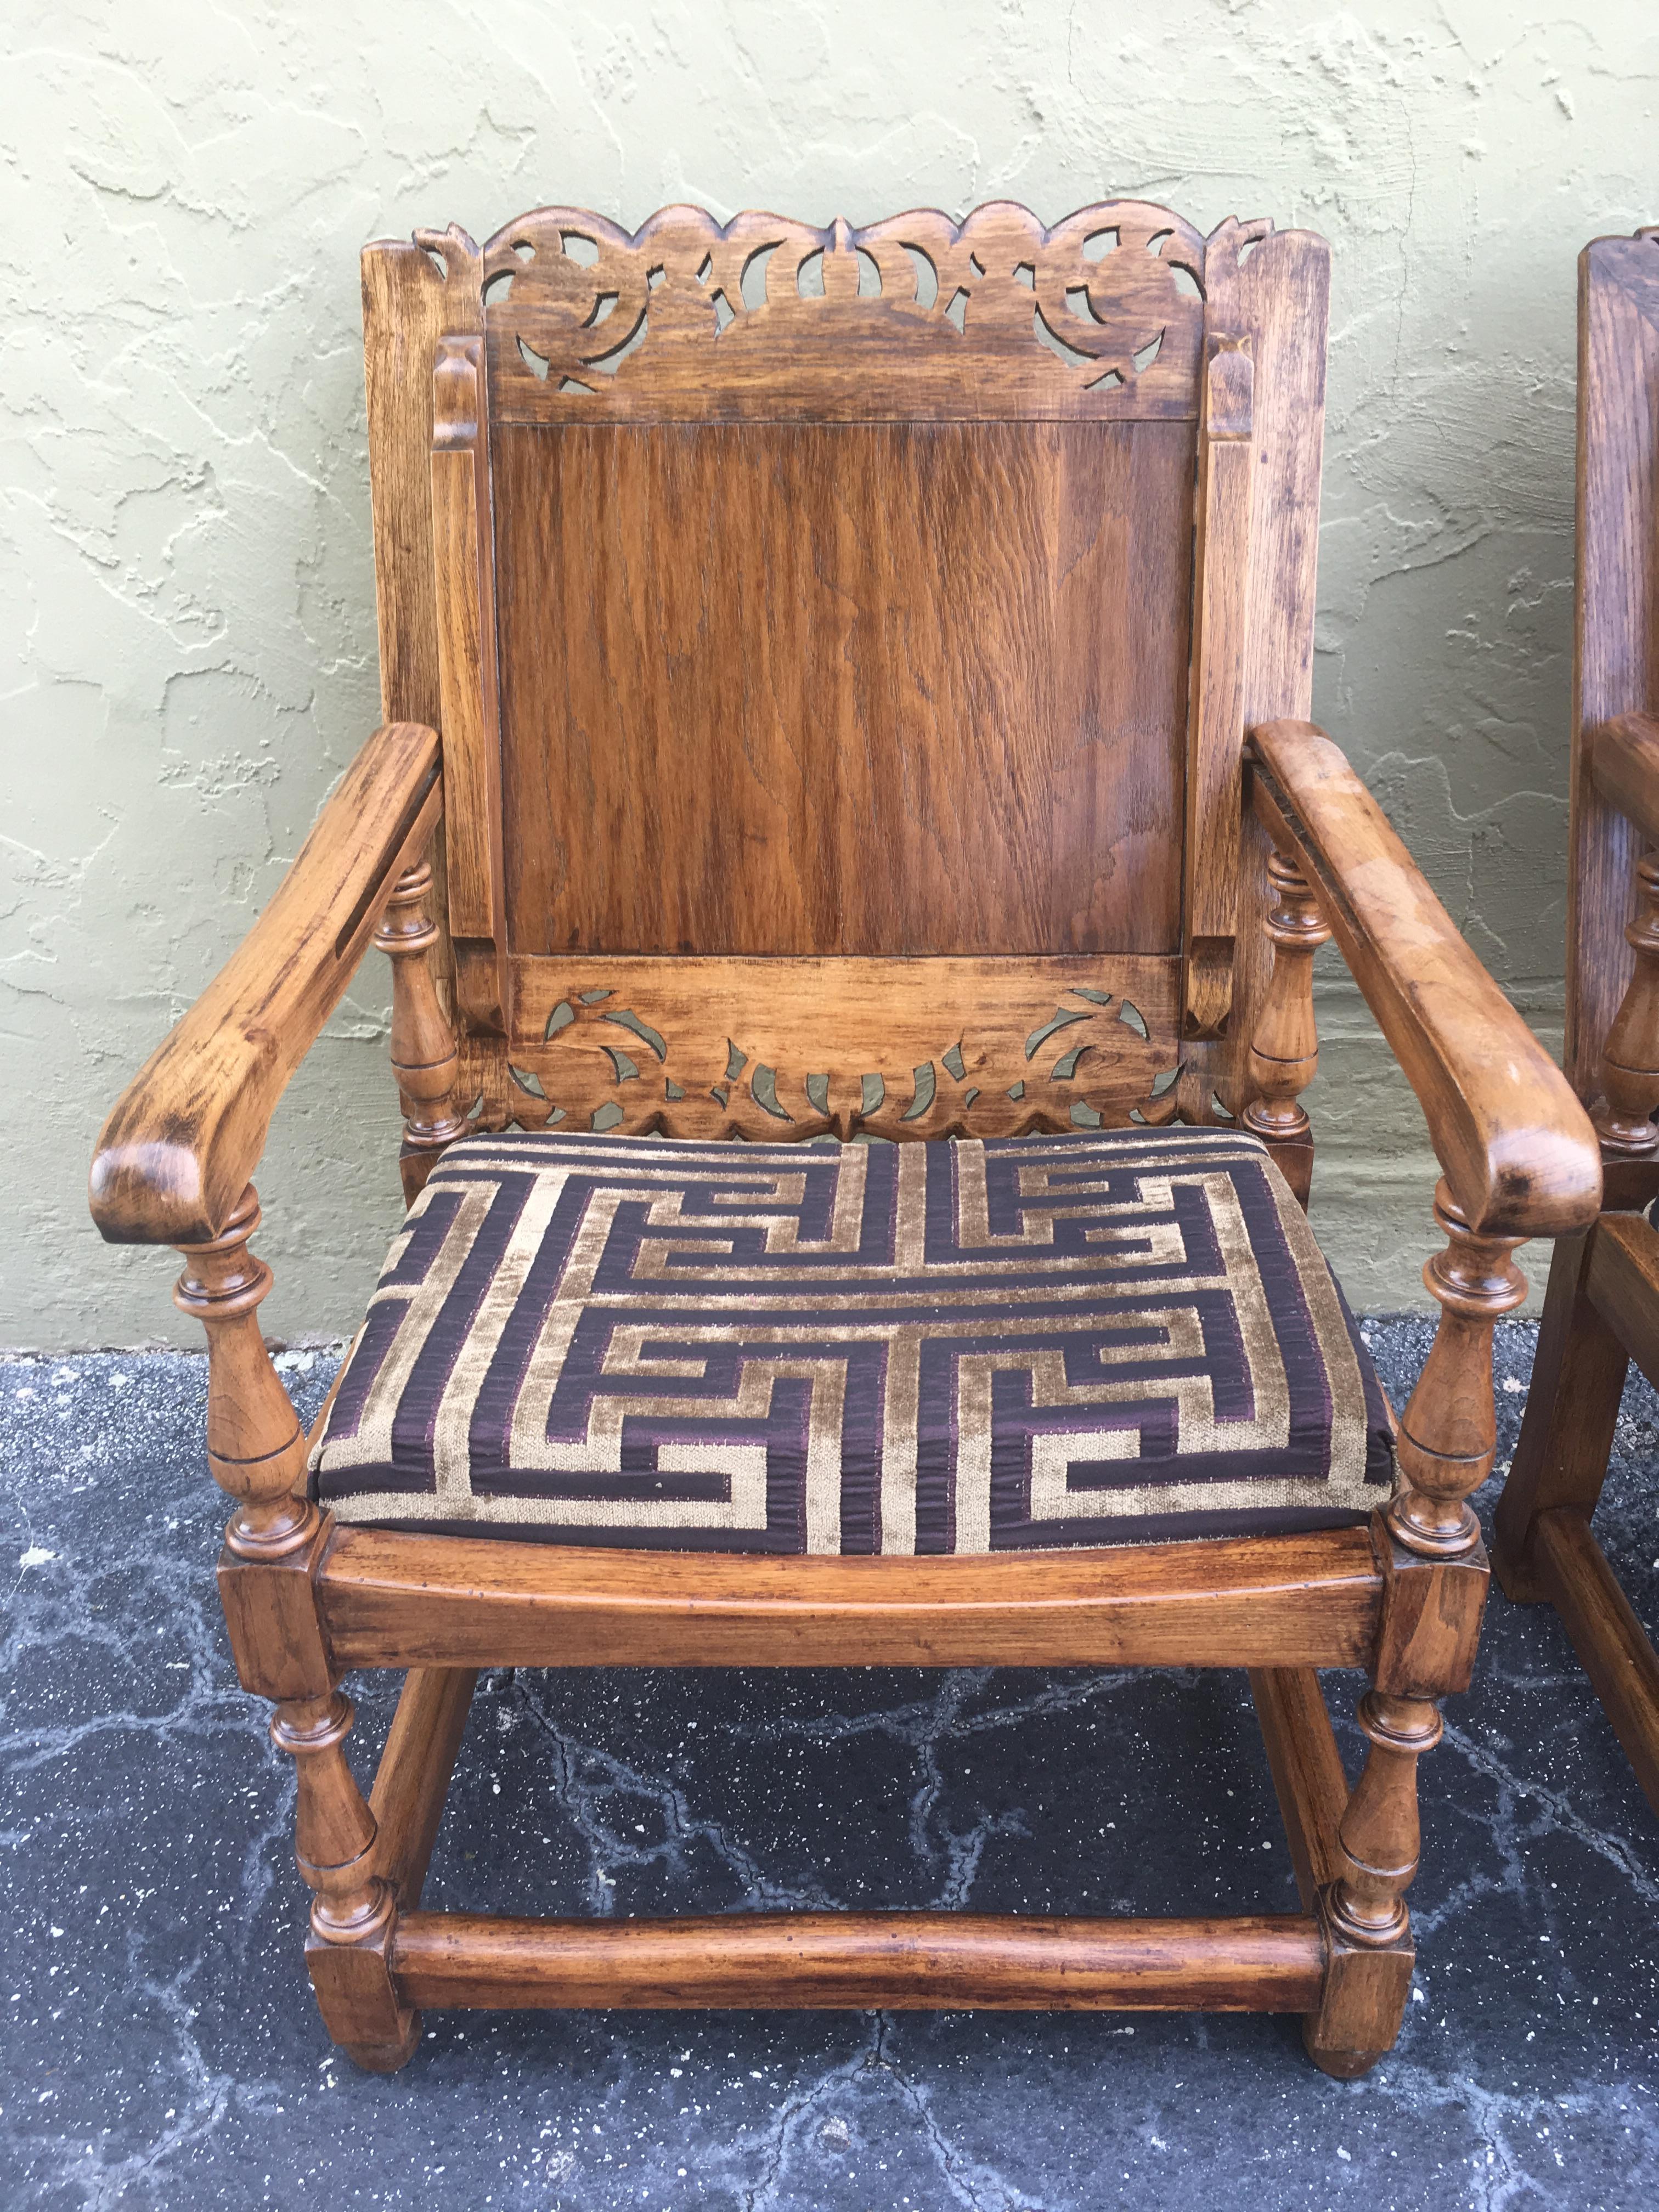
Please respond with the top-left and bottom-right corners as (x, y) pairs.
(317, 1523), (1382, 1672)
(1206, 225), (1331, 1117)
(1183, 336), (1255, 1037)
(495, 420), (1192, 959)
(472, 951), (1180, 1140)
(430, 335), (509, 1030)
(1567, 233), (1659, 1099)
(362, 242), (448, 730)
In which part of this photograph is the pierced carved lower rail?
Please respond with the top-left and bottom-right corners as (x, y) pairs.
(389, 1910), (1327, 2013)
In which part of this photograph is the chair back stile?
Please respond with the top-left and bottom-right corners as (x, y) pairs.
(360, 201), (1331, 1147)
(1566, 227), (1659, 1123)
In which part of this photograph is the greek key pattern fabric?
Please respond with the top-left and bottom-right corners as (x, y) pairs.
(311, 1129), (1395, 1553)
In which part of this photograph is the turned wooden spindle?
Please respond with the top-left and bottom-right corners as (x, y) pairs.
(271, 1691), (393, 1943)
(173, 1185), (315, 1561)
(1242, 848), (1330, 1202)
(1594, 850), (1659, 1155)
(1326, 1691), (1442, 1949)
(1390, 1180), (1527, 1559)
(375, 857), (466, 1204)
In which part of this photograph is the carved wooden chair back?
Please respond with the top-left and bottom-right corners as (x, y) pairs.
(362, 201), (1330, 1144)
(1497, 224), (1659, 1809)
(1562, 224), (1659, 1130)
(85, 195), (1612, 2078)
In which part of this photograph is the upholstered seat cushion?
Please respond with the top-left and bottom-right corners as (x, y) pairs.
(310, 1128), (1395, 1554)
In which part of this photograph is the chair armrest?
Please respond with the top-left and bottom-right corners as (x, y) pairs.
(90, 721), (443, 1247)
(1248, 719), (1601, 1240)
(1590, 712), (1659, 844)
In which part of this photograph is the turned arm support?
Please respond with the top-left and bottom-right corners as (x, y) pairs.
(89, 721), (444, 1248)
(1584, 714), (1659, 1158)
(1248, 719), (1601, 1243)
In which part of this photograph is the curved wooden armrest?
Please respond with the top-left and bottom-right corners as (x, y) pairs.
(90, 721), (443, 1247)
(1590, 712), (1659, 845)
(1248, 719), (1600, 1240)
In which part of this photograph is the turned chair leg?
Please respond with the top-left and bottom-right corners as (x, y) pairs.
(177, 1186), (422, 2073)
(1303, 1182), (1519, 2078)
(1302, 1693), (1439, 2078)
(274, 1691), (418, 2072)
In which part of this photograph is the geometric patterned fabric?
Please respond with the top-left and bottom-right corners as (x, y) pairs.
(310, 1128), (1396, 1554)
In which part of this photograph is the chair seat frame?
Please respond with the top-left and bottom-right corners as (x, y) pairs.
(89, 199), (1602, 2077)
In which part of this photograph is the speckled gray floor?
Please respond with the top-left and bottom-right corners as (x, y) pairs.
(4, 1318), (1658, 2211)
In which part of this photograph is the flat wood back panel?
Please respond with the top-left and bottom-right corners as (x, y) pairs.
(1568, 230), (1659, 1097)
(494, 418), (1193, 958)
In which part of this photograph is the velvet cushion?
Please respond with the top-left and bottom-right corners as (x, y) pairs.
(310, 1127), (1395, 1554)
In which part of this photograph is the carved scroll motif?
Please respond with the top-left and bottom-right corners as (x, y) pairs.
(426, 200), (1222, 421)
(458, 964), (1186, 1143)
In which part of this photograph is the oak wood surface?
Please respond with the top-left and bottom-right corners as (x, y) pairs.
(1248, 1667), (1350, 1909)
(1586, 825), (1659, 1156)
(87, 193), (1560, 2076)
(1372, 1536), (1488, 1700)
(1590, 712), (1659, 845)
(374, 860), (467, 1199)
(362, 236), (456, 1011)
(1210, 225), (1330, 1119)
(1241, 847), (1329, 1201)
(390, 1910), (1325, 2012)
(1182, 337), (1255, 1037)
(478, 951), (1180, 1141)
(89, 724), (442, 1246)
(370, 1667), (479, 1908)
(317, 1523), (1381, 1672)
(431, 335), (509, 1031)
(1581, 1206), (1659, 1380)
(1491, 233), (1659, 1824)
(362, 245), (447, 732)
(1566, 235), (1659, 1099)
(1250, 723), (1602, 1240)
(494, 420), (1193, 961)
(1533, 1508), (1659, 1814)
(1494, 1227), (1630, 1601)
(1246, 1667), (1417, 2078)
(478, 202), (1210, 427)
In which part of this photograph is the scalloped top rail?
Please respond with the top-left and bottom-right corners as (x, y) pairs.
(410, 201), (1274, 424)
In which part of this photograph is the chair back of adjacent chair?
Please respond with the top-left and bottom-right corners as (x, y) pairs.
(361, 200), (1330, 1141)
(1566, 227), (1659, 1113)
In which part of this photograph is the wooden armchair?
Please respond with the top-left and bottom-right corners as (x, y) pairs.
(1497, 224), (1659, 1810)
(90, 198), (1599, 2076)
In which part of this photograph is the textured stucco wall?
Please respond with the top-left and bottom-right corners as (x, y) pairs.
(5, 2), (1657, 1348)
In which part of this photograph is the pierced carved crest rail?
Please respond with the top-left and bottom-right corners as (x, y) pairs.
(411, 200), (1274, 422)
